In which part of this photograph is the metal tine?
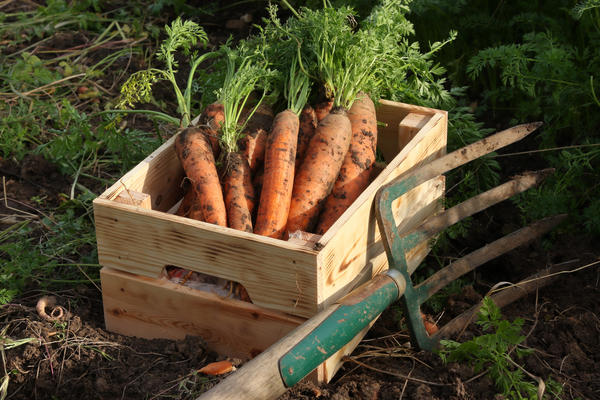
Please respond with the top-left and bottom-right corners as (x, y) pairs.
(376, 123), (544, 273)
(378, 122), (543, 200)
(414, 214), (567, 303)
(399, 169), (554, 257)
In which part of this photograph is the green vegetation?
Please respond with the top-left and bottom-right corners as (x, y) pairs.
(439, 297), (564, 399)
(409, 0), (600, 235)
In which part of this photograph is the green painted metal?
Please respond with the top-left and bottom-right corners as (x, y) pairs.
(375, 174), (438, 351)
(278, 280), (399, 387)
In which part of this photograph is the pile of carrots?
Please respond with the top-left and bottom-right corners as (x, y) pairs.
(172, 3), (405, 240)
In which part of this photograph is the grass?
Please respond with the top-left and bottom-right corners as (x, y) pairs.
(0, 1), (168, 305)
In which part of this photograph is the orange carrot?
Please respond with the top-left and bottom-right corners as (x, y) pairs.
(254, 109), (299, 239)
(198, 360), (235, 375)
(238, 103), (274, 173)
(295, 104), (317, 169)
(175, 188), (195, 217)
(314, 99), (333, 122)
(199, 102), (224, 155)
(315, 94), (377, 234)
(286, 108), (352, 234)
(174, 127), (227, 226)
(221, 152), (255, 232)
(421, 312), (439, 335)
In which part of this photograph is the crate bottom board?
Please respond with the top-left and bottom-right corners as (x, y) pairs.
(100, 267), (374, 384)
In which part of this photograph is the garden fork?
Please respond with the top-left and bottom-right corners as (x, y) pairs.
(199, 121), (566, 400)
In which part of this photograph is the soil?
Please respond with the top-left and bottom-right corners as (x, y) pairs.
(2, 3), (599, 400)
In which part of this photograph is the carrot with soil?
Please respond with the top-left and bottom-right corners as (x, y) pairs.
(238, 102), (274, 173)
(254, 57), (310, 239)
(199, 102), (225, 156)
(174, 126), (227, 226)
(217, 46), (274, 232)
(314, 99), (333, 122)
(283, 6), (382, 233)
(294, 104), (317, 169)
(315, 93), (377, 234)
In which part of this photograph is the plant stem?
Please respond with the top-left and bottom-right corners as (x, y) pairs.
(95, 109), (180, 125)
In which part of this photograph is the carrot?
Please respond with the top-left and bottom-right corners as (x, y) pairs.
(175, 187), (195, 217)
(314, 99), (333, 122)
(421, 312), (439, 335)
(286, 108), (352, 233)
(199, 102), (224, 155)
(221, 152), (256, 232)
(254, 109), (300, 238)
(238, 103), (274, 173)
(315, 93), (377, 234)
(295, 104), (317, 169)
(198, 360), (235, 375)
(215, 45), (274, 232)
(253, 53), (310, 239)
(174, 127), (227, 226)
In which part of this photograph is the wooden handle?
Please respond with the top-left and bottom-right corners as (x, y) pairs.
(197, 273), (403, 400)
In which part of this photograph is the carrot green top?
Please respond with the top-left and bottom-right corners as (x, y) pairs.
(216, 46), (275, 155)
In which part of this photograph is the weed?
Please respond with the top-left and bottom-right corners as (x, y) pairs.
(0, 198), (99, 305)
(115, 17), (214, 127)
(438, 297), (562, 399)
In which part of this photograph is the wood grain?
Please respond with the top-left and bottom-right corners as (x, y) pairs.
(101, 267), (304, 358)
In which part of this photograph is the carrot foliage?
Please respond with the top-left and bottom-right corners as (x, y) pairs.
(116, 18), (215, 127)
(216, 46), (275, 155)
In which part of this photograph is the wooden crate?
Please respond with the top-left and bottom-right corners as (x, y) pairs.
(100, 266), (375, 383)
(95, 99), (446, 382)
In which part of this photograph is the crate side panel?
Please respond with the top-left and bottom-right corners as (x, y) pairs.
(319, 113), (447, 308)
(101, 268), (303, 359)
(95, 201), (320, 317)
(99, 136), (184, 212)
(377, 105), (432, 163)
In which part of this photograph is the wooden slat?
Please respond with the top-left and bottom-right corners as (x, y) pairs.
(98, 136), (184, 212)
(398, 113), (430, 156)
(114, 190), (152, 209)
(101, 267), (303, 359)
(94, 200), (321, 317)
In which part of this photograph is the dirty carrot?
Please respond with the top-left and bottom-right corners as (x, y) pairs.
(174, 127), (227, 226)
(295, 104), (317, 169)
(314, 99), (333, 122)
(254, 110), (300, 238)
(221, 152), (256, 232)
(217, 46), (274, 232)
(175, 188), (195, 217)
(286, 108), (353, 233)
(315, 93), (377, 234)
(254, 56), (310, 239)
(199, 102), (224, 156)
(238, 103), (274, 173)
